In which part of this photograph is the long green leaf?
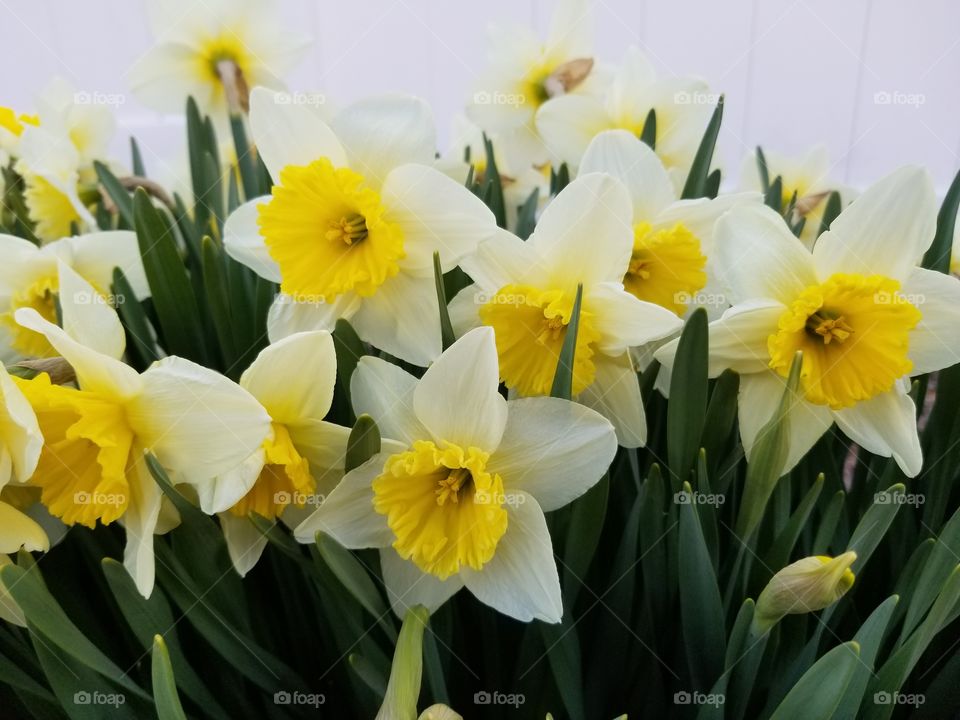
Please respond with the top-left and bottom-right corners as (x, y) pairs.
(770, 642), (861, 720)
(151, 636), (187, 720)
(668, 308), (709, 483)
(550, 283), (583, 400)
(681, 97), (724, 199)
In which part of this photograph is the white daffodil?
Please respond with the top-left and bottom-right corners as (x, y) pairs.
(466, 0), (605, 164)
(295, 328), (617, 623)
(0, 105), (39, 157)
(129, 0), (309, 120)
(537, 46), (714, 186)
(738, 145), (856, 248)
(657, 167), (960, 477)
(12, 275), (270, 596)
(0, 231), (148, 363)
(190, 331), (351, 577)
(580, 130), (758, 320)
(450, 173), (683, 447)
(224, 87), (499, 366)
(0, 364), (48, 558)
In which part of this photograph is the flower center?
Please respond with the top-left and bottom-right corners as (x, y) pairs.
(477, 284), (600, 397)
(257, 158), (404, 301)
(14, 373), (133, 527)
(373, 441), (508, 580)
(768, 273), (921, 409)
(1, 273), (58, 357)
(229, 423), (315, 520)
(24, 175), (83, 242)
(198, 34), (251, 83)
(624, 222), (708, 316)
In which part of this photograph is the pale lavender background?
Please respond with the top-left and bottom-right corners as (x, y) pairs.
(2, 0), (959, 190)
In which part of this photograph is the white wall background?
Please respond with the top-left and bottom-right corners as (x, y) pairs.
(3, 0), (959, 190)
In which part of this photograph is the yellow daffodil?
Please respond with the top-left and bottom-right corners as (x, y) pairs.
(537, 46), (714, 186)
(295, 328), (617, 623)
(657, 167), (960, 477)
(450, 173), (683, 447)
(13, 286), (270, 596)
(191, 331), (350, 576)
(129, 0), (309, 119)
(739, 145), (856, 248)
(224, 87), (499, 366)
(0, 231), (148, 362)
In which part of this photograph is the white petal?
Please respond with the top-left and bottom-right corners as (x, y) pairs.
(56, 261), (125, 360)
(587, 282), (683, 354)
(536, 95), (611, 168)
(546, 0), (593, 56)
(489, 397), (615, 511)
(128, 43), (215, 114)
(0, 501), (48, 553)
(579, 130), (675, 220)
(738, 371), (833, 476)
(127, 357), (271, 483)
(530, 172), (634, 287)
(448, 284), (483, 338)
(413, 327), (508, 450)
(381, 164), (497, 274)
(240, 331), (336, 425)
(461, 493), (562, 623)
(350, 273), (441, 367)
(654, 192), (762, 253)
(293, 454), (392, 547)
(380, 550), (463, 617)
(196, 450), (265, 515)
(332, 95), (435, 186)
(351, 357), (428, 445)
(249, 85), (346, 180)
(460, 228), (540, 292)
(713, 205), (817, 305)
(0, 365), (42, 482)
(123, 453), (165, 597)
(577, 352), (647, 448)
(0, 234), (43, 297)
(812, 167), (936, 282)
(52, 231), (149, 300)
(266, 292), (360, 342)
(220, 512), (269, 578)
(901, 267), (960, 374)
(223, 197), (281, 283)
(285, 421), (355, 484)
(832, 387), (922, 477)
(14, 308), (142, 401)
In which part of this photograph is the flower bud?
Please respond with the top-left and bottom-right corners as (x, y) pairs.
(418, 705), (462, 720)
(753, 552), (857, 634)
(376, 606), (429, 720)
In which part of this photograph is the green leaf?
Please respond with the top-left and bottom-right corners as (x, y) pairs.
(93, 160), (134, 227)
(229, 113), (260, 201)
(515, 187), (540, 240)
(668, 308), (709, 483)
(680, 96), (723, 199)
(639, 108), (657, 149)
(770, 642), (861, 720)
(333, 318), (366, 416)
(735, 351), (802, 538)
(818, 191), (842, 238)
(812, 490), (845, 554)
(562, 472), (609, 606)
(921, 166), (960, 272)
(432, 251), (456, 351)
(756, 146), (770, 192)
(540, 618), (585, 720)
(678, 481), (726, 689)
(704, 168), (722, 199)
(550, 283), (583, 400)
(346, 414), (381, 473)
(763, 474), (824, 572)
(130, 137), (146, 177)
(111, 267), (159, 369)
(702, 369), (740, 466)
(846, 484), (906, 573)
(765, 176), (784, 212)
(201, 236), (238, 368)
(0, 564), (149, 700)
(550, 163), (570, 196)
(349, 653), (389, 696)
(376, 606), (429, 720)
(834, 596), (899, 720)
(151, 636), (187, 720)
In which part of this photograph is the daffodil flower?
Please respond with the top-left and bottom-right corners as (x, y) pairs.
(466, 0), (604, 164)
(738, 145), (856, 248)
(129, 0), (309, 119)
(0, 365), (47, 557)
(0, 231), (148, 362)
(224, 87), (499, 366)
(190, 331), (350, 576)
(537, 46), (714, 185)
(295, 328), (617, 623)
(451, 173), (683, 447)
(657, 167), (960, 477)
(13, 283), (270, 596)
